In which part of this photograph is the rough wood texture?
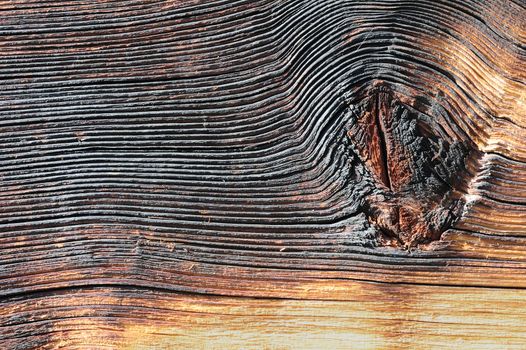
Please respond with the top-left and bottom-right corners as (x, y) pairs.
(0, 0), (525, 348)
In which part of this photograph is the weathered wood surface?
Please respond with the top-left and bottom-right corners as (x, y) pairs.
(0, 0), (525, 348)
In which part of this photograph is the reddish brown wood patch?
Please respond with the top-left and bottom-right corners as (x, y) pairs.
(347, 83), (480, 247)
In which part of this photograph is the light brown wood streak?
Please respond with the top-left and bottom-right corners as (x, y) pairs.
(0, 0), (525, 348)
(2, 285), (526, 349)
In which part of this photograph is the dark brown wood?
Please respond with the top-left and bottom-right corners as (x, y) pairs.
(0, 0), (525, 348)
(346, 84), (478, 247)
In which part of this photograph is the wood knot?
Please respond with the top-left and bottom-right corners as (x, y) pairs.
(346, 85), (479, 248)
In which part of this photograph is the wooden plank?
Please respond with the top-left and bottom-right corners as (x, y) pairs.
(0, 0), (525, 348)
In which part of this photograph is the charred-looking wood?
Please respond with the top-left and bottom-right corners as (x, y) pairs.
(346, 83), (480, 248)
(1, 0), (525, 347)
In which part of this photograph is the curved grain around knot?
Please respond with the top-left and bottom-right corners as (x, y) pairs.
(0, 0), (525, 315)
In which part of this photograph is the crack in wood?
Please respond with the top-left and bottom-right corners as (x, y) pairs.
(373, 87), (393, 190)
